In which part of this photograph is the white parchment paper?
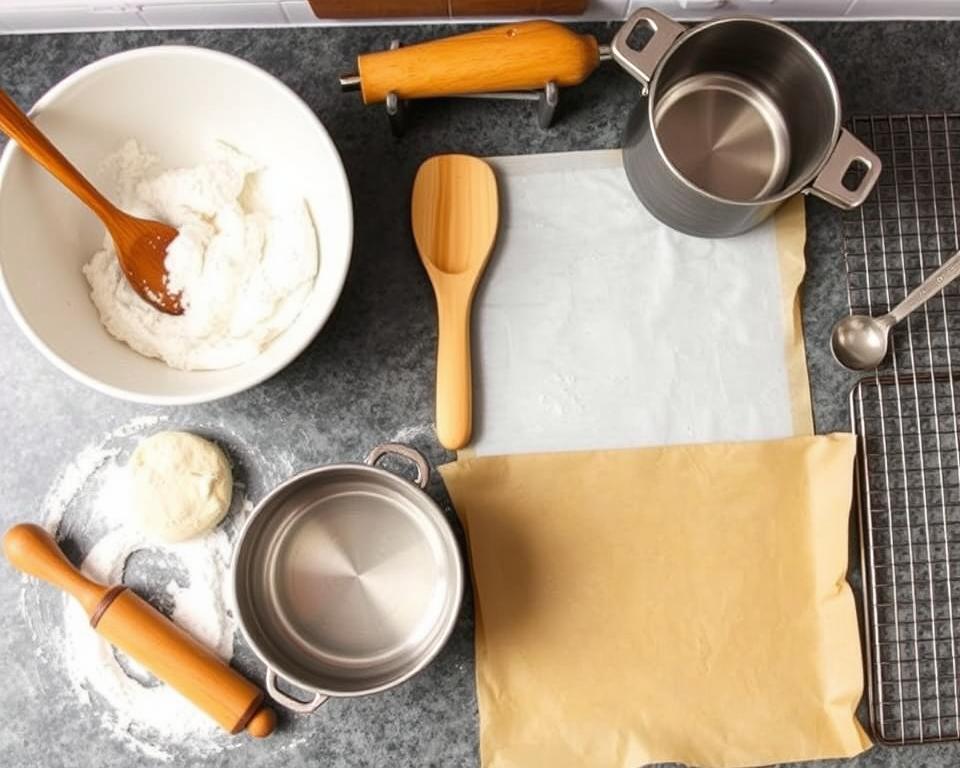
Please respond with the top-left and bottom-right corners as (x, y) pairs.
(470, 149), (809, 456)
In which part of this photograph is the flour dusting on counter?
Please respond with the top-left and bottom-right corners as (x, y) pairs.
(59, 461), (244, 761)
(83, 140), (319, 370)
(16, 417), (303, 762)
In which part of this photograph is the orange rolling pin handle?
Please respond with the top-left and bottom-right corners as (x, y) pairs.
(346, 20), (601, 104)
(3, 523), (276, 738)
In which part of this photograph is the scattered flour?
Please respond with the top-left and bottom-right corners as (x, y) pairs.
(16, 416), (300, 762)
(40, 443), (119, 533)
(82, 139), (319, 370)
(58, 463), (246, 761)
(389, 423), (435, 445)
(111, 414), (165, 438)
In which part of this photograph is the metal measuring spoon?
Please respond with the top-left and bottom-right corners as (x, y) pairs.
(831, 249), (960, 371)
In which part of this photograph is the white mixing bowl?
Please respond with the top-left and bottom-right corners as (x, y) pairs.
(0, 47), (352, 405)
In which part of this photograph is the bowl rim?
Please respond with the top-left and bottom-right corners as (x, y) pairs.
(0, 45), (353, 406)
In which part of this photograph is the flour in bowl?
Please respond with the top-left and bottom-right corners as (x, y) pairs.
(82, 140), (319, 370)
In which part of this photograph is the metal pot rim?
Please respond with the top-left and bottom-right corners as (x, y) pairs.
(229, 453), (464, 700)
(643, 14), (842, 207)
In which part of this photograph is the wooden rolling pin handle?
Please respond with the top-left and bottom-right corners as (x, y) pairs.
(354, 20), (601, 104)
(3, 523), (109, 616)
(3, 523), (276, 739)
(245, 707), (278, 738)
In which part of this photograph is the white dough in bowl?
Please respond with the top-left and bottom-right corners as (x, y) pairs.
(82, 139), (319, 371)
(130, 431), (233, 543)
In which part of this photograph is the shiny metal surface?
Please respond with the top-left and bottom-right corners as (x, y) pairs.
(622, 98), (783, 237)
(339, 73), (361, 92)
(232, 444), (463, 709)
(830, 314), (893, 371)
(615, 7), (881, 237)
(831, 248), (960, 371)
(611, 6), (684, 89)
(654, 73), (790, 201)
(808, 127), (882, 209)
(842, 115), (960, 745)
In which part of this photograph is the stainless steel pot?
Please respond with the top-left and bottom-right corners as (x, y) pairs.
(612, 7), (881, 238)
(231, 443), (463, 712)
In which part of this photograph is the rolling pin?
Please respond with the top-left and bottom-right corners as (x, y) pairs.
(4, 524), (276, 738)
(339, 20), (606, 104)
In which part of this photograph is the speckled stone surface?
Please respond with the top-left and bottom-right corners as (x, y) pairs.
(1, 19), (960, 768)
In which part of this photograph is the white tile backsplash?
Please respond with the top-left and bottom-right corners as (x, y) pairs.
(677, 0), (728, 10)
(279, 0), (317, 23)
(139, 2), (286, 26)
(728, 0), (857, 17)
(573, 0), (631, 19)
(0, 0), (957, 34)
(626, 0), (855, 18)
(846, 0), (960, 17)
(0, 7), (147, 30)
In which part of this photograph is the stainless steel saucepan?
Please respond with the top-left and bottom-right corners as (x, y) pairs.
(231, 443), (463, 712)
(612, 7), (882, 237)
(340, 8), (880, 238)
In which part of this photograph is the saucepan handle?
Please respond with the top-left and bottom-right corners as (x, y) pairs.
(807, 128), (883, 209)
(265, 667), (329, 714)
(364, 443), (430, 489)
(611, 7), (685, 87)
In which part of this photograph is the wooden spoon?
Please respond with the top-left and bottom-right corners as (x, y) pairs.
(0, 89), (182, 315)
(412, 154), (499, 450)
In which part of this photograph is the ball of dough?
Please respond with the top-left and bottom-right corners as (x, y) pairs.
(130, 431), (233, 543)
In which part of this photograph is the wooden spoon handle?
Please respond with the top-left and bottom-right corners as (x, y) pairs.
(355, 20), (600, 103)
(435, 294), (473, 450)
(3, 523), (109, 616)
(0, 89), (117, 221)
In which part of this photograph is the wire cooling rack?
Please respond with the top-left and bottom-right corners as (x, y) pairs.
(842, 114), (960, 744)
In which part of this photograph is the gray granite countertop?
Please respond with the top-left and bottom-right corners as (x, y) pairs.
(1, 18), (960, 768)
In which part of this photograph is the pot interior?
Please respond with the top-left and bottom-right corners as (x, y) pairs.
(233, 465), (463, 695)
(650, 19), (840, 202)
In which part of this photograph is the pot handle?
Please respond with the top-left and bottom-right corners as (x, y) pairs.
(265, 668), (329, 714)
(364, 443), (430, 490)
(611, 7), (685, 87)
(807, 128), (882, 209)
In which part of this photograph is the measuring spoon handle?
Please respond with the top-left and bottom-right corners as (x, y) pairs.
(889, 248), (960, 324)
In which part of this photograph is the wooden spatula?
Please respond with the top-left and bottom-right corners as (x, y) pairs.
(0, 89), (182, 315)
(412, 154), (499, 450)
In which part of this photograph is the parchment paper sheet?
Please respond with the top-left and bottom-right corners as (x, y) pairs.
(469, 150), (812, 456)
(441, 434), (872, 768)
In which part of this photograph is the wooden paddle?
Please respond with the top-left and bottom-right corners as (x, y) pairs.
(412, 155), (499, 451)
